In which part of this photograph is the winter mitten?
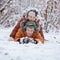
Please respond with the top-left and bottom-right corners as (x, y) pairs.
(28, 38), (35, 43)
(20, 37), (29, 44)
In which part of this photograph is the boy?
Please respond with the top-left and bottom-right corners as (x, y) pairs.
(14, 21), (44, 44)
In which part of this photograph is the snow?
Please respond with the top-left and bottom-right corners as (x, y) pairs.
(0, 27), (60, 60)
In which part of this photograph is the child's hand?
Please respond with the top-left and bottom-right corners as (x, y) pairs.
(35, 39), (39, 42)
(35, 39), (44, 44)
(15, 38), (20, 42)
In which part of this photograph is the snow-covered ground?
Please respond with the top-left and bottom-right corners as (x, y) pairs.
(0, 27), (60, 60)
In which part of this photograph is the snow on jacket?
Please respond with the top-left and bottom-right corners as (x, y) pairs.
(14, 28), (44, 44)
(10, 16), (44, 39)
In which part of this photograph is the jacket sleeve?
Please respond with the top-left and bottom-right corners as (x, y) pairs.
(34, 32), (44, 44)
(39, 25), (44, 39)
(10, 19), (22, 38)
(14, 29), (22, 42)
(36, 20), (44, 39)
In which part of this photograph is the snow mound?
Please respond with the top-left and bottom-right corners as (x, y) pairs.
(0, 27), (60, 60)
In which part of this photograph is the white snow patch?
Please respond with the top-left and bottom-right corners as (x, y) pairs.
(0, 27), (60, 60)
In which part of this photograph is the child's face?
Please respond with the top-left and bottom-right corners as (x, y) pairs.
(28, 12), (36, 21)
(26, 27), (34, 37)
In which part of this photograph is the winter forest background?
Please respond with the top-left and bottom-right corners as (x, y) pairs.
(0, 0), (60, 33)
(0, 0), (60, 60)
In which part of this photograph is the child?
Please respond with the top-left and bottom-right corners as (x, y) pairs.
(14, 21), (44, 44)
(9, 9), (44, 41)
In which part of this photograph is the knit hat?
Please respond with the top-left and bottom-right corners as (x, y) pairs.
(27, 10), (38, 17)
(23, 21), (37, 32)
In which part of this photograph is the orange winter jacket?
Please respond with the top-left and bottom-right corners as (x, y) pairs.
(10, 17), (44, 39)
(14, 28), (44, 44)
